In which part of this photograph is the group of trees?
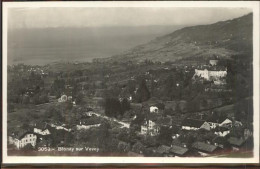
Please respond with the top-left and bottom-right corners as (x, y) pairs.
(226, 54), (253, 100)
(76, 120), (120, 153)
(104, 98), (130, 118)
(151, 69), (194, 101)
(29, 92), (49, 105)
(234, 98), (253, 123)
(44, 106), (64, 122)
(178, 129), (217, 148)
(157, 126), (174, 146)
(50, 78), (65, 98)
(8, 70), (49, 106)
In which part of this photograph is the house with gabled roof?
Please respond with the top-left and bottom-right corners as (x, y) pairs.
(220, 118), (233, 127)
(141, 115), (172, 136)
(76, 123), (101, 130)
(170, 145), (189, 157)
(8, 130), (37, 149)
(50, 123), (72, 132)
(206, 115), (232, 129)
(33, 123), (51, 136)
(157, 145), (171, 157)
(214, 126), (230, 137)
(206, 116), (222, 129)
(192, 141), (218, 156)
(182, 118), (210, 131)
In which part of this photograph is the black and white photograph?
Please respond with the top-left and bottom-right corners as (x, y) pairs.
(2, 1), (260, 164)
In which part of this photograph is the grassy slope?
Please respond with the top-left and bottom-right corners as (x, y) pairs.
(110, 13), (252, 63)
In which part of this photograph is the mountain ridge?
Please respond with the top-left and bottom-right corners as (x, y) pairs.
(107, 13), (252, 63)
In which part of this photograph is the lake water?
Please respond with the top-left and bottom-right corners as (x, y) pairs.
(7, 26), (184, 65)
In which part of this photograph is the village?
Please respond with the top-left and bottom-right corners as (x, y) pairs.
(7, 55), (253, 157)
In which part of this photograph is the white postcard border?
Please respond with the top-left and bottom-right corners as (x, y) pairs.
(2, 1), (260, 164)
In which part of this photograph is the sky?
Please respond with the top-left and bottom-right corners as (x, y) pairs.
(8, 7), (252, 29)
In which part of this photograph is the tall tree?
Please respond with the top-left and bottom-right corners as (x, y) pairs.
(135, 79), (150, 103)
(157, 126), (172, 146)
(121, 98), (130, 112)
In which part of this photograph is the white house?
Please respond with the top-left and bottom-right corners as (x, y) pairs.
(141, 125), (148, 135)
(34, 128), (50, 136)
(50, 123), (71, 132)
(207, 116), (233, 129)
(141, 120), (159, 136)
(8, 131), (37, 149)
(33, 123), (51, 136)
(56, 126), (71, 132)
(207, 120), (219, 129)
(76, 124), (101, 130)
(150, 106), (159, 113)
(214, 130), (230, 137)
(214, 127), (230, 137)
(148, 120), (157, 130)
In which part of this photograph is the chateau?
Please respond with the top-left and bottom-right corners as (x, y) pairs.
(193, 59), (227, 82)
(194, 69), (227, 81)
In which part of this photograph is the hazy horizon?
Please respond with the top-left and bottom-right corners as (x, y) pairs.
(8, 7), (251, 29)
